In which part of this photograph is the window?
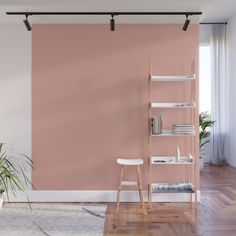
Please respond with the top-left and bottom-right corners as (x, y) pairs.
(199, 45), (211, 113)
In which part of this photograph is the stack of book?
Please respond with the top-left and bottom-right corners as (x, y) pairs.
(172, 124), (195, 135)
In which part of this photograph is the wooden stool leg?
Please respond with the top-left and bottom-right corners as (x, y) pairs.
(116, 165), (124, 214)
(136, 165), (145, 214)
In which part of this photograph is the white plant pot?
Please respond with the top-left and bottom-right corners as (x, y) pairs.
(0, 194), (3, 210)
(200, 158), (204, 170)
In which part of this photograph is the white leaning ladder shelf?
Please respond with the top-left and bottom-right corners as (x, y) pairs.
(147, 62), (198, 208)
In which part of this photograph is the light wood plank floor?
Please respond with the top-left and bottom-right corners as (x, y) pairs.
(104, 164), (236, 236)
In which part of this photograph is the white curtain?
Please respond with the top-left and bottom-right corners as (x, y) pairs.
(210, 24), (228, 165)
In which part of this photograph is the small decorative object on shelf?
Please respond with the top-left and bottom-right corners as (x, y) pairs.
(153, 160), (166, 163)
(175, 102), (195, 108)
(151, 116), (163, 134)
(188, 153), (193, 162)
(175, 146), (180, 162)
(152, 181), (195, 193)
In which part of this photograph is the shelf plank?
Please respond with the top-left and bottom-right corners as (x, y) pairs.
(121, 181), (138, 186)
(150, 74), (195, 81)
(151, 130), (195, 137)
(151, 102), (196, 109)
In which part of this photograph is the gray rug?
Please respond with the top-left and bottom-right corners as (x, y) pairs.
(0, 203), (106, 236)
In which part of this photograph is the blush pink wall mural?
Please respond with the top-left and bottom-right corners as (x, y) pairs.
(32, 24), (199, 190)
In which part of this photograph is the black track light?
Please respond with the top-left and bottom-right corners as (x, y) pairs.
(6, 11), (203, 32)
(182, 14), (190, 31)
(23, 15), (32, 31)
(110, 15), (115, 31)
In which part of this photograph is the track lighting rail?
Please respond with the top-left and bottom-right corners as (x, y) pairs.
(6, 11), (202, 32)
(6, 11), (202, 16)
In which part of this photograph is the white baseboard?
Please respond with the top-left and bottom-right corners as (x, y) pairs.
(6, 190), (200, 203)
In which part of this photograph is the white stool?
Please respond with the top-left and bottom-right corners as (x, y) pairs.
(116, 158), (145, 214)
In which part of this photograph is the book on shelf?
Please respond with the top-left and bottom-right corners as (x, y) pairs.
(151, 116), (163, 134)
(172, 124), (195, 135)
(173, 124), (194, 128)
(174, 132), (195, 135)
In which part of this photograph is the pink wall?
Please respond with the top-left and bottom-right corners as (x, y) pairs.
(32, 24), (199, 190)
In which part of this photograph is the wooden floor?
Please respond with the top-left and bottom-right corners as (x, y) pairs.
(104, 164), (236, 236)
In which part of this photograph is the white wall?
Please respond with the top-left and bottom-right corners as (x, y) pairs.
(0, 24), (32, 178)
(227, 14), (236, 167)
(200, 24), (212, 45)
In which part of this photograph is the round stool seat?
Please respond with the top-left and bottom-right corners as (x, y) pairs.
(117, 158), (144, 166)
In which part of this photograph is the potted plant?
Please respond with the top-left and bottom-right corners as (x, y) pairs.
(0, 143), (33, 209)
(199, 112), (215, 170)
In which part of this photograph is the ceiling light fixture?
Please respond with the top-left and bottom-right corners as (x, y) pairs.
(182, 14), (190, 31)
(7, 12), (202, 32)
(110, 15), (115, 31)
(23, 15), (32, 31)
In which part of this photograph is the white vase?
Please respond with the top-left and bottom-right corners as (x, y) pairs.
(176, 146), (180, 162)
(0, 194), (3, 210)
(200, 158), (204, 170)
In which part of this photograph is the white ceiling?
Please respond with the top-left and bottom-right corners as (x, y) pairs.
(0, 0), (214, 24)
(1, 0), (236, 24)
(201, 0), (236, 22)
